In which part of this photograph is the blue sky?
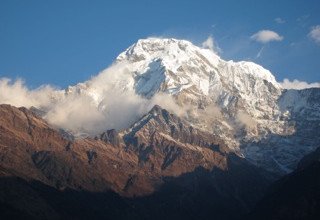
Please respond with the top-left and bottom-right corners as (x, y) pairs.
(0, 0), (319, 88)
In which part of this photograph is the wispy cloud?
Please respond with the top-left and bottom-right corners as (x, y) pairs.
(308, 25), (320, 45)
(201, 35), (222, 54)
(251, 30), (283, 43)
(274, 17), (286, 24)
(256, 46), (265, 58)
(297, 14), (310, 27)
(280, 78), (320, 90)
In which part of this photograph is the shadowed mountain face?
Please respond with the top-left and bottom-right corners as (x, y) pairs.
(248, 147), (320, 220)
(0, 104), (273, 220)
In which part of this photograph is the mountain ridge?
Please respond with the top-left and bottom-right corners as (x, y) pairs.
(0, 37), (319, 174)
(0, 37), (319, 218)
(0, 103), (274, 219)
(64, 37), (320, 174)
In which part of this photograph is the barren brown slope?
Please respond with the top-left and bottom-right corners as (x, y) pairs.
(0, 104), (273, 219)
(0, 104), (231, 195)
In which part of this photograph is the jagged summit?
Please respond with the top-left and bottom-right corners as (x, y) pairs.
(121, 104), (228, 154)
(69, 37), (281, 102)
(117, 38), (220, 60)
(116, 37), (280, 98)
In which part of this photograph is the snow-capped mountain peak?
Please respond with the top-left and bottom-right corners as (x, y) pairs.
(114, 38), (281, 100)
(67, 37), (284, 138)
(117, 38), (220, 65)
(115, 38), (220, 97)
(64, 37), (319, 174)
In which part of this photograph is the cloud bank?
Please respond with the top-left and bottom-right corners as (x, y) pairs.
(308, 25), (320, 44)
(0, 78), (58, 108)
(280, 78), (320, 90)
(0, 62), (190, 136)
(251, 30), (283, 43)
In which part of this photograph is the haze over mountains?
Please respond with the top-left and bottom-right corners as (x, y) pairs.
(0, 38), (319, 219)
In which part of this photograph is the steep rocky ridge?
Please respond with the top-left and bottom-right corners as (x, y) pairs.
(0, 104), (272, 219)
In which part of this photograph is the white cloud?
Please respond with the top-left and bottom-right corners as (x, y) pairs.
(280, 78), (320, 90)
(250, 30), (283, 43)
(0, 78), (58, 108)
(201, 36), (222, 54)
(275, 18), (286, 24)
(308, 25), (320, 44)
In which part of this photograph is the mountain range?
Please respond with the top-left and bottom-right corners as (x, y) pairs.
(64, 38), (320, 174)
(0, 38), (319, 219)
